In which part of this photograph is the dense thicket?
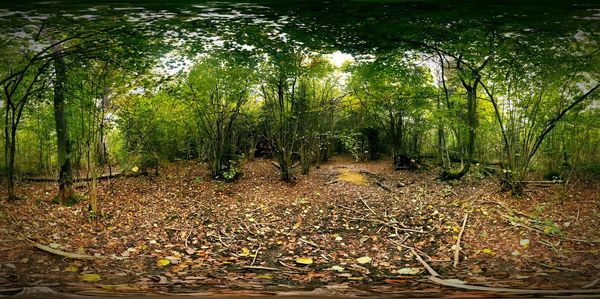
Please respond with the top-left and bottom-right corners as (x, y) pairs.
(1, 1), (599, 201)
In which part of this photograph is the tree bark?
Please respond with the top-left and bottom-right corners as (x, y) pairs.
(52, 43), (75, 204)
(440, 79), (478, 180)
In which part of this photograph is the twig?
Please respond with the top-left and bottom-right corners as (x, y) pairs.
(250, 244), (261, 266)
(375, 182), (392, 192)
(389, 239), (432, 261)
(298, 238), (319, 248)
(359, 194), (377, 216)
(410, 248), (440, 277)
(216, 234), (230, 248)
(429, 276), (600, 294)
(279, 260), (307, 272)
(242, 265), (282, 271)
(453, 212), (469, 268)
(563, 237), (600, 243)
(538, 262), (580, 272)
(184, 227), (193, 249)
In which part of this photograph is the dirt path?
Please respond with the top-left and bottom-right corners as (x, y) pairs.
(1, 157), (599, 297)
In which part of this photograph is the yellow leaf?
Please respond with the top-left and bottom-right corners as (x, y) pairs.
(131, 166), (139, 173)
(157, 258), (171, 267)
(295, 257), (313, 265)
(481, 248), (495, 255)
(356, 256), (372, 264)
(256, 274), (272, 279)
(64, 266), (79, 273)
(240, 247), (250, 257)
(81, 273), (102, 282)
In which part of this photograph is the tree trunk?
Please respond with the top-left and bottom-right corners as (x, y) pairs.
(52, 43), (75, 204)
(440, 81), (477, 180)
(7, 124), (17, 201)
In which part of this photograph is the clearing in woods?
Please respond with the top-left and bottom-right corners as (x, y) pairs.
(1, 157), (599, 297)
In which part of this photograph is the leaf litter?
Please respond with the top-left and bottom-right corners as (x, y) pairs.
(0, 157), (599, 297)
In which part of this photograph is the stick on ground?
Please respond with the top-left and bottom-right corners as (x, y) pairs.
(429, 276), (600, 294)
(453, 212), (469, 268)
(410, 248), (440, 277)
(26, 238), (103, 260)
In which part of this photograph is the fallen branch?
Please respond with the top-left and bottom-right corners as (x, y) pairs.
(429, 276), (600, 294)
(538, 262), (580, 272)
(563, 237), (600, 244)
(349, 217), (426, 233)
(26, 238), (103, 260)
(453, 212), (469, 268)
(410, 248), (440, 277)
(375, 181), (392, 192)
(22, 172), (144, 183)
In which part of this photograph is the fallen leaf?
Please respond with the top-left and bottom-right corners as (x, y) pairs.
(330, 265), (345, 272)
(81, 273), (102, 282)
(64, 266), (79, 272)
(157, 258), (171, 267)
(481, 248), (495, 255)
(397, 267), (420, 275)
(240, 247), (250, 257)
(295, 257), (314, 265)
(356, 256), (372, 264)
(256, 274), (272, 279)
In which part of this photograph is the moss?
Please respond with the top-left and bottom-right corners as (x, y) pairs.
(51, 194), (80, 206)
(63, 195), (80, 206)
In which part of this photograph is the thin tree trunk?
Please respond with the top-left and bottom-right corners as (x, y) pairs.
(7, 124), (17, 201)
(52, 43), (75, 204)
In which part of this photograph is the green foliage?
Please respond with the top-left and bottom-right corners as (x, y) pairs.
(1, 1), (599, 201)
(339, 131), (364, 162)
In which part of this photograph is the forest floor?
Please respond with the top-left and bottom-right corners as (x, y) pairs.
(1, 157), (600, 298)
